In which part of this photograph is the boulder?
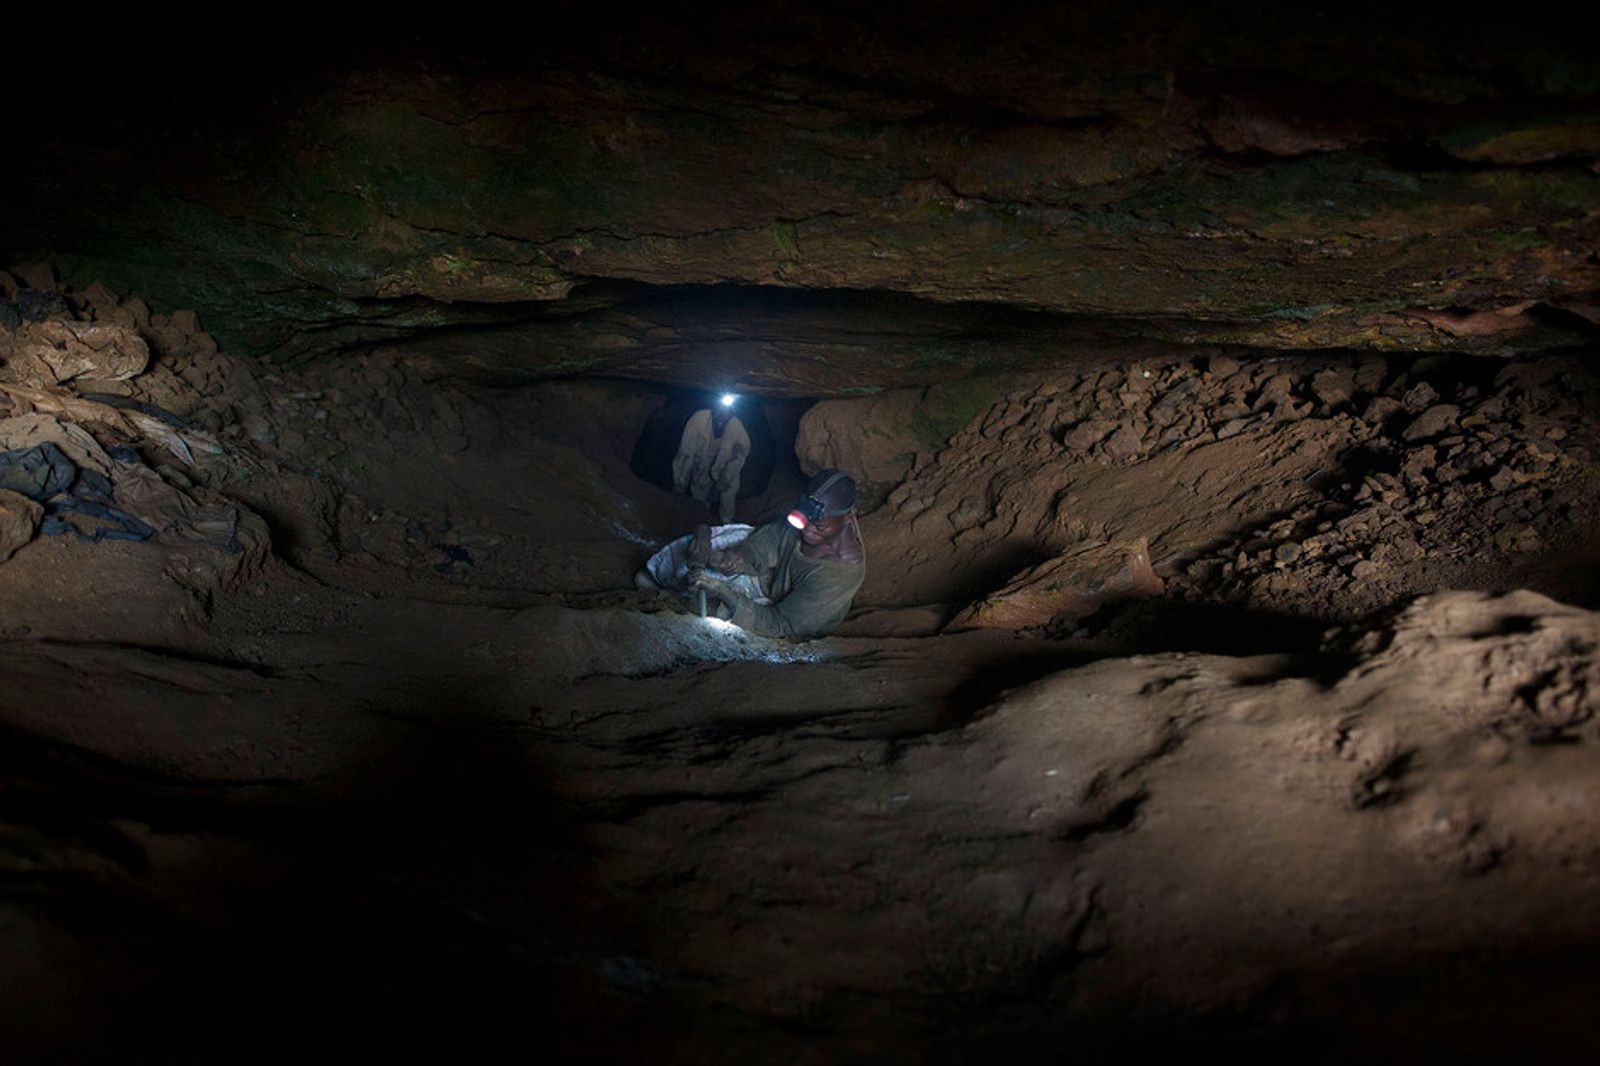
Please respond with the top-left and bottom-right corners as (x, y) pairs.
(8, 262), (56, 292)
(796, 390), (924, 489)
(1310, 365), (1356, 409)
(1062, 418), (1115, 452)
(1101, 425), (1144, 461)
(1402, 404), (1461, 441)
(3, 319), (150, 382)
(1401, 382), (1440, 411)
(0, 487), (42, 562)
(796, 379), (1007, 503)
(1361, 396), (1404, 427)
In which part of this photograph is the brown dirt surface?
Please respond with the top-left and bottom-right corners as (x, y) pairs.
(3, 278), (1600, 1061)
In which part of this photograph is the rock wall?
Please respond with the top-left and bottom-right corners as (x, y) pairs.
(0, 270), (704, 600)
(6, 8), (1597, 378)
(857, 350), (1600, 622)
(794, 376), (1010, 504)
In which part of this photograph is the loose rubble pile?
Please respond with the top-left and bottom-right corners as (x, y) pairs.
(0, 265), (269, 592)
(8, 264), (1596, 632)
(1162, 353), (1598, 618)
(0, 264), (519, 593)
(823, 345), (1599, 626)
(0, 266), (700, 602)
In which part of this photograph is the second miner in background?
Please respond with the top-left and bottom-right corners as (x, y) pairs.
(672, 393), (750, 524)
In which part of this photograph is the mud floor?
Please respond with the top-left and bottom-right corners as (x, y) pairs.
(3, 277), (1600, 1062)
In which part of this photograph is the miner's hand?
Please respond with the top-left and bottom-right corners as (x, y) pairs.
(687, 524), (714, 565)
(715, 544), (758, 576)
(686, 566), (726, 593)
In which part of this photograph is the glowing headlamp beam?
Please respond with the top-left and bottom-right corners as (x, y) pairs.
(720, 393), (737, 407)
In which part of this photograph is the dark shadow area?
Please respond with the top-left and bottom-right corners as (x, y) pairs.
(933, 648), (1108, 731)
(428, 278), (1168, 391)
(940, 543), (1069, 616)
(1067, 944), (1600, 1066)
(1507, 538), (1600, 611)
(0, 695), (649, 1064)
(920, 599), (1349, 738)
(1528, 302), (1600, 337)
(1073, 598), (1332, 659)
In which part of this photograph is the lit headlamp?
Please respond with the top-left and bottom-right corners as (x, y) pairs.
(786, 471), (850, 531)
(786, 494), (826, 530)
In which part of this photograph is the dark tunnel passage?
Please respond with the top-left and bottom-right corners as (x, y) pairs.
(627, 385), (805, 504)
(3, 279), (1598, 1062)
(4, 258), (1600, 1064)
(4, 5), (1600, 1064)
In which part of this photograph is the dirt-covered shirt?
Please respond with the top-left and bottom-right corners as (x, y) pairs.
(725, 518), (865, 638)
(672, 410), (749, 498)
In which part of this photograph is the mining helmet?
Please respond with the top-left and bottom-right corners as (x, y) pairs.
(787, 469), (856, 530)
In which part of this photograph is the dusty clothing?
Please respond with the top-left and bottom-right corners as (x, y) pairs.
(643, 523), (768, 603)
(672, 410), (749, 524)
(723, 517), (866, 638)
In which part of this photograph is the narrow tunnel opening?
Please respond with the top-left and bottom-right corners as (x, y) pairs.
(625, 385), (813, 512)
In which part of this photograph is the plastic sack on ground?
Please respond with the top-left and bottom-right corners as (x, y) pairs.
(644, 523), (769, 603)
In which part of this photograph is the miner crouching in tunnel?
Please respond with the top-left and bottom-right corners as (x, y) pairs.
(636, 469), (866, 638)
(672, 395), (750, 524)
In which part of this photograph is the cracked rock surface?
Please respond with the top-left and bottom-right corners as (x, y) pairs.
(7, 6), (1598, 381)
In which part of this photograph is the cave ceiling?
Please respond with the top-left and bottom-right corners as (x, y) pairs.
(8, 4), (1599, 393)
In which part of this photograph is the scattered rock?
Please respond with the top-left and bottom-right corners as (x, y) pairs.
(1063, 418), (1115, 452)
(16, 289), (67, 322)
(3, 318), (151, 382)
(0, 487), (42, 562)
(1361, 396), (1404, 426)
(1101, 425), (1144, 461)
(1401, 382), (1440, 411)
(1253, 373), (1295, 407)
(1400, 445), (1437, 486)
(1310, 366), (1356, 408)
(1402, 404), (1461, 441)
(242, 412), (277, 445)
(8, 262), (57, 291)
(1488, 466), (1519, 492)
(1493, 526), (1544, 554)
(1208, 354), (1241, 377)
(1215, 415), (1255, 440)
